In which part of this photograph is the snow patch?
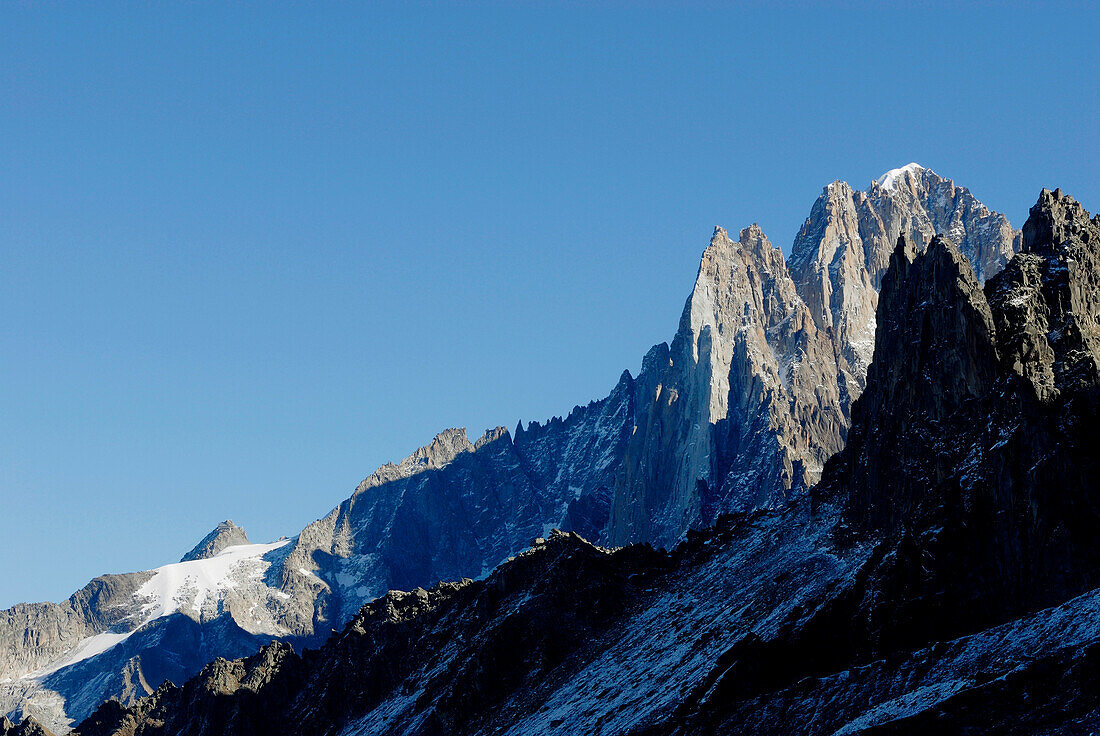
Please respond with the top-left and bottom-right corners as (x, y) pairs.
(30, 631), (135, 679)
(876, 163), (924, 191)
(135, 540), (291, 621)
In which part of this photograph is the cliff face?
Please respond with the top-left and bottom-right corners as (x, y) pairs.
(840, 234), (1001, 532)
(860, 163), (1020, 286)
(828, 189), (1100, 650)
(608, 225), (850, 546)
(609, 165), (1022, 548)
(788, 164), (1021, 399)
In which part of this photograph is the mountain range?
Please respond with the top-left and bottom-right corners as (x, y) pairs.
(1, 165), (1052, 734)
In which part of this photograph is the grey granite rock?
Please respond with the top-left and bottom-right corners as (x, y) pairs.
(608, 225), (850, 547)
(179, 522), (250, 563)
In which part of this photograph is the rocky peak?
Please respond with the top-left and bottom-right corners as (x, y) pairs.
(789, 180), (878, 397)
(179, 520), (251, 563)
(609, 222), (850, 544)
(860, 164), (1020, 284)
(841, 234), (999, 531)
(610, 223), (799, 544)
(986, 188), (1100, 401)
(789, 165), (1020, 400)
(354, 428), (475, 497)
(473, 426), (510, 450)
(675, 222), (793, 424)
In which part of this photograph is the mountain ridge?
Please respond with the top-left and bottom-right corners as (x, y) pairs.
(0, 165), (1025, 732)
(66, 184), (1100, 736)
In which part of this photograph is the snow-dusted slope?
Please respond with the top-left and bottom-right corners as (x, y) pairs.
(0, 537), (292, 731)
(131, 541), (291, 627)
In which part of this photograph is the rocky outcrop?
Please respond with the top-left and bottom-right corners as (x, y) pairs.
(987, 188), (1100, 401)
(822, 189), (1100, 652)
(839, 234), (1000, 531)
(0, 573), (153, 690)
(179, 522), (250, 563)
(0, 716), (55, 736)
(788, 181), (880, 396)
(273, 425), (562, 629)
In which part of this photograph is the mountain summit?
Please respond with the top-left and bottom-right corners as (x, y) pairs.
(179, 521), (250, 563)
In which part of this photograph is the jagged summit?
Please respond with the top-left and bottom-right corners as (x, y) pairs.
(179, 520), (250, 563)
(823, 188), (1100, 647)
(987, 187), (1100, 401)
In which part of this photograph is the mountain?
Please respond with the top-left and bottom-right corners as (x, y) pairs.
(70, 187), (1100, 736)
(179, 522), (251, 563)
(0, 165), (1021, 731)
(606, 224), (849, 544)
(611, 164), (1022, 546)
(787, 163), (1022, 401)
(0, 533), (296, 731)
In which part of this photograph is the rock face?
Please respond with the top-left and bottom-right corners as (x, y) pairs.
(0, 166), (1021, 731)
(989, 188), (1100, 400)
(788, 180), (881, 396)
(862, 163), (1020, 285)
(840, 234), (1001, 532)
(609, 165), (1021, 547)
(832, 188), (1100, 647)
(788, 164), (1021, 399)
(608, 225), (849, 546)
(70, 188), (1100, 736)
(267, 402), (634, 632)
(0, 716), (55, 736)
(179, 521), (250, 563)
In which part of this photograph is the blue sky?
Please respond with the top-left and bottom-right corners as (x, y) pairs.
(1, 2), (1097, 607)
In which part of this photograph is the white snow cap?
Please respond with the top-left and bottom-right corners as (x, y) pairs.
(876, 163), (925, 190)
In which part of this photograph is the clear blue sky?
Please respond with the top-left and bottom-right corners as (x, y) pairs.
(1, 2), (1097, 607)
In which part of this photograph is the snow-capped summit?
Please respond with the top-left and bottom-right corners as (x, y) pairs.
(0, 531), (298, 731)
(875, 162), (925, 190)
(137, 539), (291, 625)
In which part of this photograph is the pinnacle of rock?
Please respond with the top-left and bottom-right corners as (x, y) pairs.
(180, 520), (251, 563)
